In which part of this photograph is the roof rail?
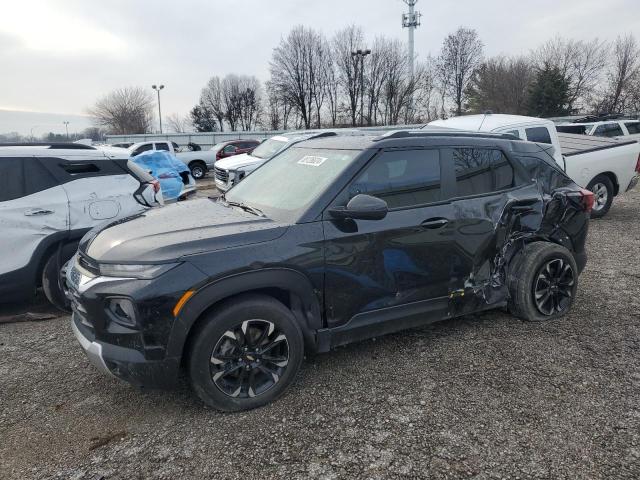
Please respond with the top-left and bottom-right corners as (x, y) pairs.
(372, 130), (517, 142)
(0, 142), (96, 150)
(307, 131), (338, 140)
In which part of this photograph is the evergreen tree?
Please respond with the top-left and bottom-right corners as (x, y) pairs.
(527, 64), (571, 117)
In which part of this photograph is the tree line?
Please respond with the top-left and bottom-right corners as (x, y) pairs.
(88, 26), (640, 135)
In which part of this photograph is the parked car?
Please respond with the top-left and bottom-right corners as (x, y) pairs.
(557, 119), (640, 141)
(214, 131), (356, 192)
(0, 143), (162, 310)
(178, 140), (260, 179)
(429, 114), (640, 218)
(131, 150), (196, 203)
(67, 129), (592, 411)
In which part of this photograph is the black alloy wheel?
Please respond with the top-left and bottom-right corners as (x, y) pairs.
(210, 319), (290, 398)
(533, 258), (575, 316)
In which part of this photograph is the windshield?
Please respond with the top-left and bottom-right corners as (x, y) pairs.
(250, 138), (288, 159)
(225, 147), (359, 220)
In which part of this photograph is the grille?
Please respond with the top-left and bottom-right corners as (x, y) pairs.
(214, 167), (229, 182)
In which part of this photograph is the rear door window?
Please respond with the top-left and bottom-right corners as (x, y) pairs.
(624, 122), (640, 135)
(525, 127), (552, 144)
(594, 123), (624, 137)
(348, 149), (441, 209)
(155, 142), (171, 151)
(453, 148), (514, 198)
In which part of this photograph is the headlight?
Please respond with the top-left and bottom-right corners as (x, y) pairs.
(99, 263), (178, 279)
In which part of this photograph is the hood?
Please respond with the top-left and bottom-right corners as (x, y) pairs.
(81, 198), (288, 263)
(215, 152), (263, 171)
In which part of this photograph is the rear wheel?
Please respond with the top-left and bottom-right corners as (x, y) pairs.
(587, 174), (614, 219)
(42, 252), (71, 312)
(188, 294), (304, 411)
(189, 161), (207, 180)
(508, 242), (578, 322)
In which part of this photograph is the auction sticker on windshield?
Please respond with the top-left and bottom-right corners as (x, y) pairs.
(297, 156), (327, 167)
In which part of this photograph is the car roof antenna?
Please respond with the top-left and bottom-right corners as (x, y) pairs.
(478, 110), (492, 131)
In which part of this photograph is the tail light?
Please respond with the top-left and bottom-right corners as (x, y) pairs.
(635, 153), (640, 173)
(216, 151), (222, 160)
(151, 180), (160, 193)
(580, 188), (595, 213)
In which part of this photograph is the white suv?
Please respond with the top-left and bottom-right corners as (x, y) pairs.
(0, 143), (162, 309)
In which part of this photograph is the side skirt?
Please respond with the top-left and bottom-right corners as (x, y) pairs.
(315, 297), (451, 352)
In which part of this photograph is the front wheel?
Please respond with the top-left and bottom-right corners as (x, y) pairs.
(189, 161), (207, 180)
(508, 242), (578, 322)
(188, 294), (304, 411)
(587, 174), (614, 219)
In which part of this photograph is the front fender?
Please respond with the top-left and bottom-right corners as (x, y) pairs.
(166, 268), (323, 360)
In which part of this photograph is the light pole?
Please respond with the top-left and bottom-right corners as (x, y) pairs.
(63, 121), (70, 140)
(351, 49), (371, 127)
(30, 125), (39, 142)
(152, 84), (165, 133)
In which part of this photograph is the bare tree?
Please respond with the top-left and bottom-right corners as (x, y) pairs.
(437, 27), (484, 116)
(379, 39), (422, 125)
(333, 26), (365, 126)
(87, 87), (154, 134)
(466, 56), (534, 115)
(603, 34), (640, 112)
(199, 77), (226, 131)
(166, 113), (190, 133)
(270, 25), (328, 129)
(534, 36), (609, 112)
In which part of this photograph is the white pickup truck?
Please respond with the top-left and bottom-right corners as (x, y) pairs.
(429, 114), (640, 217)
(124, 140), (219, 180)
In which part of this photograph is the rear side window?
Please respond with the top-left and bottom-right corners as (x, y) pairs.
(454, 148), (514, 197)
(0, 157), (59, 202)
(349, 149), (441, 209)
(517, 156), (573, 192)
(525, 127), (552, 144)
(593, 123), (624, 137)
(0, 158), (25, 202)
(624, 122), (640, 134)
(155, 143), (170, 151)
(62, 163), (100, 175)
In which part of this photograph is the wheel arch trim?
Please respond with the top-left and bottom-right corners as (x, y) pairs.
(167, 268), (323, 360)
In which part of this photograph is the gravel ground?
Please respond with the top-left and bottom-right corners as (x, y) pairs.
(1, 187), (639, 480)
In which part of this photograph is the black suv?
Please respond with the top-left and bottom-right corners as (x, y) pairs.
(67, 130), (592, 411)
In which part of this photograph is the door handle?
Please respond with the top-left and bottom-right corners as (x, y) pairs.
(24, 208), (54, 216)
(420, 218), (449, 229)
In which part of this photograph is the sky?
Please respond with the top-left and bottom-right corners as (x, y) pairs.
(0, 0), (636, 135)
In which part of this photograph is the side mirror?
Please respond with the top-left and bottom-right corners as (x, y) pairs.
(329, 194), (388, 221)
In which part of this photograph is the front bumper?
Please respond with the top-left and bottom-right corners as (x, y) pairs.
(66, 255), (207, 389)
(71, 316), (116, 378)
(71, 312), (181, 388)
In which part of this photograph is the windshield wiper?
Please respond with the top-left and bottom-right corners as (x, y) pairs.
(225, 200), (265, 217)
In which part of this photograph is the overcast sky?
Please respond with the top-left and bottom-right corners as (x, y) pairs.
(0, 0), (636, 135)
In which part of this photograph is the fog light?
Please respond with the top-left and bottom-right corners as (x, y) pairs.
(108, 298), (137, 327)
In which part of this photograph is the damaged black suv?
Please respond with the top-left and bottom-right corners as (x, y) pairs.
(67, 130), (592, 411)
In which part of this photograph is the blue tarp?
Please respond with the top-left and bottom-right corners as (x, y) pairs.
(132, 151), (189, 201)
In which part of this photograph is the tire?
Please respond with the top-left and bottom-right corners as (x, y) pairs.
(586, 174), (614, 219)
(188, 294), (304, 412)
(42, 252), (71, 312)
(189, 161), (207, 180)
(508, 242), (578, 322)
